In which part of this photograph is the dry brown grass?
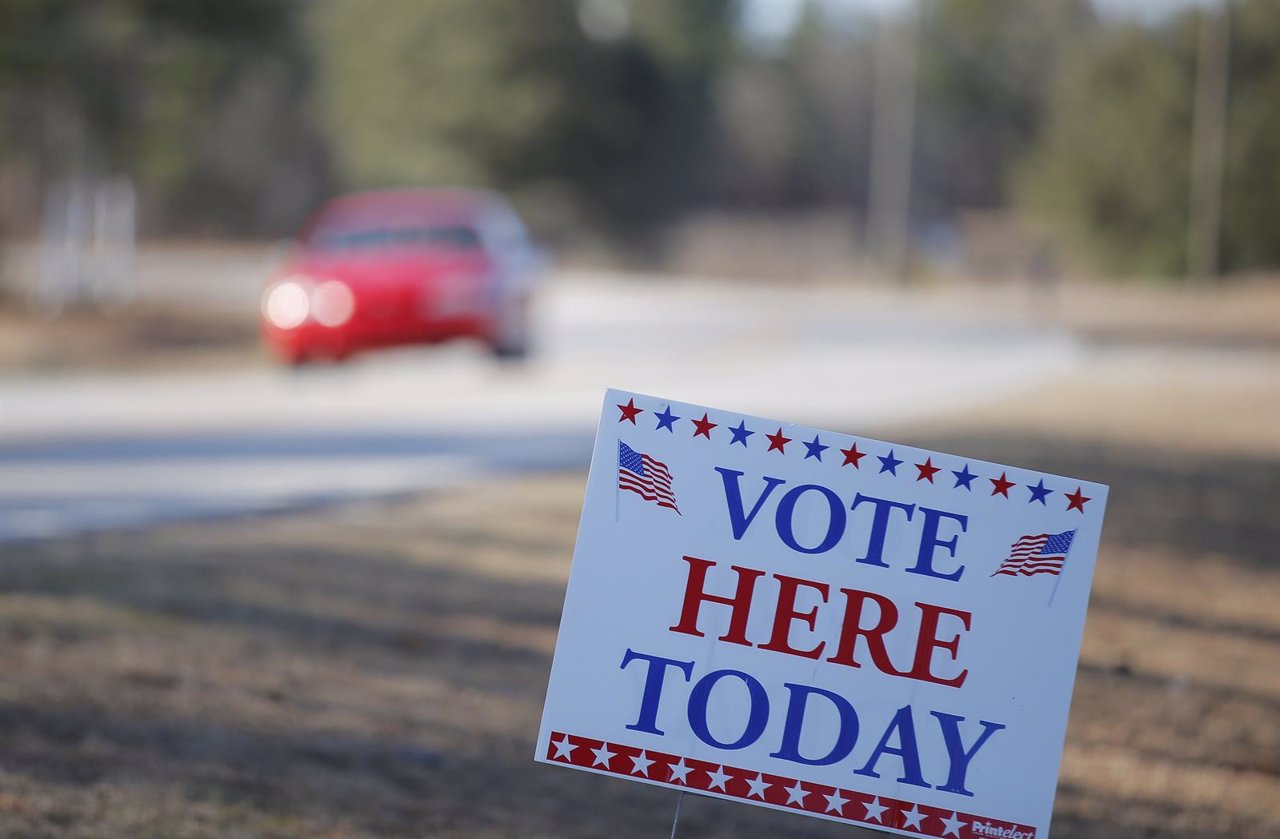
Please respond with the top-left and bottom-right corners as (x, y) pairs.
(0, 349), (1277, 836)
(5, 460), (1277, 837)
(0, 301), (262, 374)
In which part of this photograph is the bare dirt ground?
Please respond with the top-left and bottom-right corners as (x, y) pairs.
(0, 339), (1277, 838)
(0, 300), (263, 374)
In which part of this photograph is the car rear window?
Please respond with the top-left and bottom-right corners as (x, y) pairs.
(306, 224), (482, 251)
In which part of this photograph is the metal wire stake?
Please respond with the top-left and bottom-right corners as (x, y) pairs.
(668, 790), (686, 839)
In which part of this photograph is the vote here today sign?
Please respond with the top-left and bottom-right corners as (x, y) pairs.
(537, 389), (1108, 838)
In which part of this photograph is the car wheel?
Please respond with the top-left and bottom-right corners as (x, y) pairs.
(489, 294), (532, 361)
(491, 340), (529, 361)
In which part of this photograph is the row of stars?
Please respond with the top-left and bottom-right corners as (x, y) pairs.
(551, 734), (968, 835)
(617, 398), (1091, 513)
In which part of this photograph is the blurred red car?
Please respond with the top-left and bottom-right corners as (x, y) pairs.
(261, 188), (545, 364)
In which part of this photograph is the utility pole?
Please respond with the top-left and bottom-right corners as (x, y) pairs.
(1187, 1), (1231, 284)
(866, 4), (920, 286)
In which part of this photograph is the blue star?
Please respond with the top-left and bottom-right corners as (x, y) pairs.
(728, 420), (754, 447)
(654, 405), (680, 432)
(878, 449), (903, 475)
(1027, 478), (1053, 505)
(803, 434), (829, 461)
(952, 464), (977, 490)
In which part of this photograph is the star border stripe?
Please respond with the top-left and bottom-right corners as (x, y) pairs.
(607, 396), (1094, 520)
(545, 731), (1032, 838)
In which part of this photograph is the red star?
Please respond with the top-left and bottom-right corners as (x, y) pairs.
(766, 428), (792, 453)
(989, 472), (1016, 498)
(691, 413), (717, 439)
(617, 398), (643, 424)
(1065, 486), (1091, 513)
(840, 442), (866, 468)
(915, 458), (940, 483)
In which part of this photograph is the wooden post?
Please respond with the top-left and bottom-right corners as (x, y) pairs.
(1188, 3), (1231, 283)
(866, 6), (920, 285)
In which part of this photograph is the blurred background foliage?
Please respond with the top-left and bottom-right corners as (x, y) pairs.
(1017, 0), (1280, 276)
(0, 0), (1275, 278)
(309, 0), (733, 238)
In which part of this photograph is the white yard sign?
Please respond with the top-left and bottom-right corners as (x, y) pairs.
(537, 389), (1108, 838)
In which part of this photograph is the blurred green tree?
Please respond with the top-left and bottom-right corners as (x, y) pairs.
(1017, 0), (1280, 277)
(707, 2), (876, 210)
(308, 0), (734, 236)
(0, 0), (322, 234)
(704, 0), (1097, 223)
(915, 0), (1096, 217)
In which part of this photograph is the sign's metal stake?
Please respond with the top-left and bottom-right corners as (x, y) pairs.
(1048, 563), (1065, 607)
(668, 790), (686, 839)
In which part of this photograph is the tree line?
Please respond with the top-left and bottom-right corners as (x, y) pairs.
(0, 0), (1275, 277)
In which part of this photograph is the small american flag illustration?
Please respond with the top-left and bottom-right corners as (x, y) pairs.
(618, 441), (679, 513)
(992, 530), (1075, 577)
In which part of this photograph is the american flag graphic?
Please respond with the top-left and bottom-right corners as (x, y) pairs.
(618, 441), (679, 513)
(992, 530), (1075, 577)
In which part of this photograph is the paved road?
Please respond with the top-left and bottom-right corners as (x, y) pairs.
(0, 273), (1080, 540)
